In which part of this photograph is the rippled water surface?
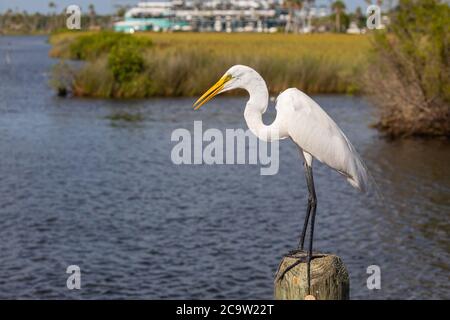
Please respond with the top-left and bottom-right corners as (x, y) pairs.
(0, 36), (448, 299)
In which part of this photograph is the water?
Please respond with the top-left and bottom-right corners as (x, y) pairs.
(0, 36), (448, 299)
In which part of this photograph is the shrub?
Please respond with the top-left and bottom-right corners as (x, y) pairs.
(49, 61), (75, 96)
(108, 44), (145, 83)
(366, 0), (450, 137)
(68, 31), (152, 60)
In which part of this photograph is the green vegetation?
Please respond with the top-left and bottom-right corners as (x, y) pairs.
(108, 44), (145, 83)
(50, 32), (153, 98)
(331, 1), (347, 32)
(50, 32), (370, 98)
(49, 61), (73, 96)
(65, 32), (152, 60)
(366, 0), (450, 137)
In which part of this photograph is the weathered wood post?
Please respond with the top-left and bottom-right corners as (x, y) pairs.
(274, 251), (350, 300)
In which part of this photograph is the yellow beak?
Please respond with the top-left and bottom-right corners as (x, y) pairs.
(193, 74), (232, 110)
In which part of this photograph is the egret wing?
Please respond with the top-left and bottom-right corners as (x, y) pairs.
(276, 88), (368, 191)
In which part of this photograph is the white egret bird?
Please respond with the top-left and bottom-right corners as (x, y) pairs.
(193, 65), (368, 294)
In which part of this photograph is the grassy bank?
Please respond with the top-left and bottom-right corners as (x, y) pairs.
(49, 32), (370, 98)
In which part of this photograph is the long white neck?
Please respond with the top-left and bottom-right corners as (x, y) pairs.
(242, 72), (287, 142)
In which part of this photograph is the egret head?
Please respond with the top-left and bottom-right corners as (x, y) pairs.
(193, 65), (255, 110)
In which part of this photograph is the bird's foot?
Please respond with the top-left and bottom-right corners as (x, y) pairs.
(276, 253), (308, 282)
(276, 250), (322, 282)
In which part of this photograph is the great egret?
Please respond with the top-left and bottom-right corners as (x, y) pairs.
(193, 65), (368, 295)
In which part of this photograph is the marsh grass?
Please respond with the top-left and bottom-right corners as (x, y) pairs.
(50, 32), (370, 98)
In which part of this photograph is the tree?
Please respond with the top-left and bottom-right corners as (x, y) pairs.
(88, 4), (96, 27)
(354, 6), (365, 28)
(115, 6), (127, 18)
(48, 2), (56, 11)
(367, 0), (450, 137)
(331, 0), (346, 32)
(285, 0), (304, 33)
(48, 2), (57, 31)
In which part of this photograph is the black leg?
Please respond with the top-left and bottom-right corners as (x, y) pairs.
(305, 164), (317, 294)
(298, 163), (312, 250)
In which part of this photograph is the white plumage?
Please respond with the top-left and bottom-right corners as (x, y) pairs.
(279, 88), (368, 191)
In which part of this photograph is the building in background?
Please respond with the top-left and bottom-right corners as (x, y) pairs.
(113, 0), (332, 33)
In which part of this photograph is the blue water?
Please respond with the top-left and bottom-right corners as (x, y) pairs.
(0, 36), (448, 299)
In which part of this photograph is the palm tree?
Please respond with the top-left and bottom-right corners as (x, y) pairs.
(48, 1), (57, 31)
(48, 1), (56, 11)
(331, 0), (346, 32)
(355, 6), (363, 28)
(115, 5), (127, 18)
(88, 4), (96, 28)
(2, 9), (13, 30)
(285, 0), (304, 33)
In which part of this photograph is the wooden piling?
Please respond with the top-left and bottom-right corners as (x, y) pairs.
(274, 251), (350, 300)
